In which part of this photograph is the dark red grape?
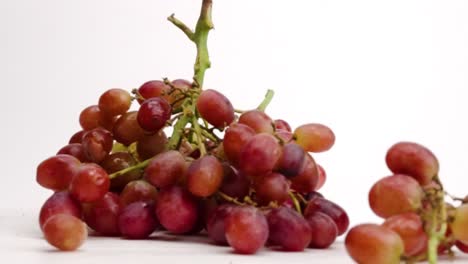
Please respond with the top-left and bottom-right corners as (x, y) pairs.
(69, 130), (85, 144)
(120, 180), (158, 207)
(169, 79), (192, 108)
(196, 89), (235, 129)
(345, 224), (404, 264)
(42, 214), (87, 251)
(136, 130), (168, 160)
(456, 240), (468, 253)
(306, 212), (338, 249)
(187, 155), (224, 197)
(113, 111), (146, 146)
(39, 191), (82, 229)
(144, 150), (187, 188)
(98, 88), (132, 117)
(238, 133), (282, 176)
(36, 154), (80, 191)
(386, 142), (439, 186)
(274, 119), (291, 132)
(225, 205), (269, 254)
(81, 128), (113, 163)
(223, 123), (256, 166)
(294, 123), (335, 152)
(267, 206), (311, 251)
(206, 204), (234, 245)
(254, 172), (289, 206)
(118, 202), (157, 239)
(219, 164), (250, 199)
(156, 186), (198, 234)
(290, 153), (319, 193)
(70, 163), (110, 203)
(238, 110), (274, 134)
(57, 143), (89, 163)
(100, 152), (142, 193)
(83, 192), (121, 236)
(368, 174), (423, 218)
(304, 197), (349, 236)
(277, 143), (305, 177)
(137, 97), (171, 132)
(137, 80), (170, 104)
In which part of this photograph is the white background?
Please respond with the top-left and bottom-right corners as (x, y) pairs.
(1, 0), (468, 262)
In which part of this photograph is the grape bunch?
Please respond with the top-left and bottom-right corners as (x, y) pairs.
(36, 77), (349, 253)
(345, 142), (468, 264)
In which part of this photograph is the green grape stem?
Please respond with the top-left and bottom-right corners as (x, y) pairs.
(108, 158), (151, 179)
(257, 89), (275, 112)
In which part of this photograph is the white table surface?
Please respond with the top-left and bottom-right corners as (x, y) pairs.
(2, 208), (467, 264)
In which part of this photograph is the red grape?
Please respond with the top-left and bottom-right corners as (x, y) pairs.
(39, 191), (82, 229)
(136, 130), (168, 160)
(81, 128), (113, 163)
(36, 154), (80, 191)
(100, 152), (142, 192)
(187, 155), (224, 197)
(137, 80), (170, 104)
(70, 163), (110, 203)
(156, 186), (198, 234)
(304, 197), (349, 236)
(120, 180), (158, 207)
(315, 164), (326, 191)
(456, 240), (468, 253)
(274, 119), (291, 132)
(238, 133), (282, 176)
(196, 89), (235, 129)
(79, 105), (114, 131)
(137, 97), (171, 132)
(382, 212), (427, 257)
(345, 224), (404, 264)
(98, 88), (132, 117)
(42, 214), (87, 251)
(113, 111), (146, 146)
(293, 123), (335, 153)
(223, 123), (255, 166)
(306, 212), (338, 249)
(290, 153), (319, 193)
(368, 174), (423, 218)
(219, 164), (250, 199)
(144, 150), (187, 188)
(69, 130), (85, 144)
(277, 143), (305, 178)
(83, 192), (121, 236)
(225, 206), (269, 254)
(267, 206), (311, 251)
(385, 142), (439, 186)
(169, 79), (192, 107)
(118, 202), (157, 239)
(206, 204), (234, 245)
(254, 172), (289, 206)
(238, 110), (274, 134)
(57, 143), (89, 162)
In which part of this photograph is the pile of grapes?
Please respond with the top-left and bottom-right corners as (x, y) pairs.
(36, 79), (350, 253)
(345, 142), (468, 263)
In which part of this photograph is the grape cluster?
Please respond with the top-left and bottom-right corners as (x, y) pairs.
(345, 142), (468, 264)
(36, 79), (349, 254)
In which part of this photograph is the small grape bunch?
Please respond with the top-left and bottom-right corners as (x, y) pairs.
(345, 142), (468, 264)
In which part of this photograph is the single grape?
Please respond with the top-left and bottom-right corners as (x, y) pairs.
(83, 192), (121, 236)
(118, 202), (157, 239)
(275, 129), (294, 143)
(219, 164), (250, 199)
(368, 174), (423, 218)
(42, 214), (87, 251)
(70, 163), (110, 203)
(81, 128), (113, 163)
(196, 89), (235, 129)
(144, 150), (187, 188)
(225, 205), (269, 254)
(136, 130), (168, 160)
(57, 143), (89, 163)
(293, 123), (335, 152)
(455, 240), (468, 253)
(254, 172), (289, 206)
(450, 204), (468, 244)
(69, 130), (85, 144)
(100, 152), (142, 193)
(274, 119), (291, 132)
(187, 155), (224, 197)
(345, 224), (404, 264)
(267, 206), (311, 251)
(36, 154), (80, 191)
(304, 197), (349, 236)
(169, 79), (192, 108)
(79, 105), (114, 131)
(385, 141), (439, 186)
(238, 110), (274, 134)
(206, 204), (234, 245)
(156, 186), (198, 234)
(290, 153), (319, 193)
(113, 111), (146, 146)
(382, 212), (427, 257)
(39, 191), (82, 229)
(137, 97), (171, 132)
(277, 143), (305, 178)
(137, 80), (170, 104)
(238, 133), (282, 176)
(315, 164), (327, 191)
(306, 212), (338, 249)
(98, 88), (132, 117)
(223, 123), (256, 166)
(120, 180), (158, 207)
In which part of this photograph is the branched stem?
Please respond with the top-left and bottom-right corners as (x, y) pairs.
(191, 115), (207, 156)
(257, 89), (275, 111)
(109, 159), (151, 179)
(167, 14), (194, 40)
